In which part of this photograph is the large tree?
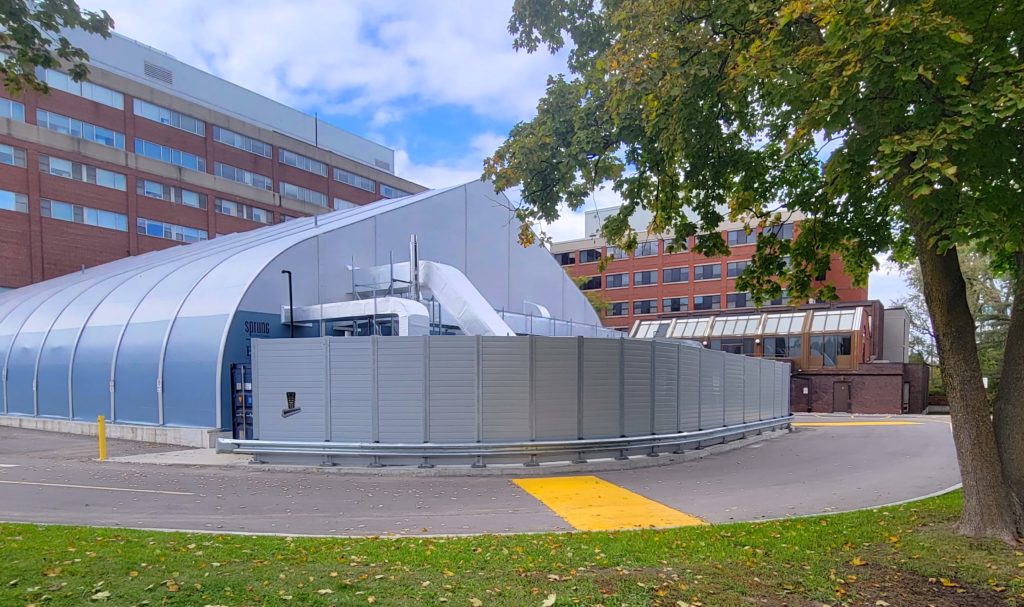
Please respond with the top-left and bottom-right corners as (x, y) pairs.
(485, 0), (1024, 541)
(0, 0), (113, 95)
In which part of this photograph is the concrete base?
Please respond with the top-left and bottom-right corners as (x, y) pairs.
(0, 415), (227, 448)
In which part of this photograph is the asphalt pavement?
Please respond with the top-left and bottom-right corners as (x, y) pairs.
(0, 414), (959, 536)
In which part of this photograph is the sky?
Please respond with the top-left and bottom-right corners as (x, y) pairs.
(80, 0), (908, 304)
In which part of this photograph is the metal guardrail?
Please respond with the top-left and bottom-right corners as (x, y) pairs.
(217, 416), (792, 467)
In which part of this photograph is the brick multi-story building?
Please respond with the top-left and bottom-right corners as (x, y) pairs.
(552, 206), (930, 415)
(0, 30), (424, 291)
(550, 208), (867, 332)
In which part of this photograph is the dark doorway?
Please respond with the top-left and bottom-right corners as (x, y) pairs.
(791, 377), (811, 412)
(832, 382), (852, 413)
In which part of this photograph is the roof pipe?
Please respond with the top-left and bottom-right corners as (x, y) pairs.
(409, 234), (420, 302)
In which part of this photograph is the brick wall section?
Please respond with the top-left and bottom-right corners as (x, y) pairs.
(792, 362), (927, 415)
(0, 80), (425, 290)
(559, 232), (868, 331)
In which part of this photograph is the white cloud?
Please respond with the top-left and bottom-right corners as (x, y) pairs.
(84, 0), (564, 121)
(869, 255), (910, 305)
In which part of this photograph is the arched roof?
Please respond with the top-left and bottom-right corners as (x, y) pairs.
(0, 185), (461, 426)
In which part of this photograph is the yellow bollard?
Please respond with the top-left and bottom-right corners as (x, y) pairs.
(97, 415), (107, 461)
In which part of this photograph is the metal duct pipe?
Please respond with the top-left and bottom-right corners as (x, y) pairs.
(409, 234), (420, 301)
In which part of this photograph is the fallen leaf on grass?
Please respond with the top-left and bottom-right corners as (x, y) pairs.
(541, 593), (557, 606)
(939, 578), (960, 588)
(470, 599), (483, 606)
(316, 588), (334, 595)
(90, 590), (111, 601)
(850, 556), (866, 566)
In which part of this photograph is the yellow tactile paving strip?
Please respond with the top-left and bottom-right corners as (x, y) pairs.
(513, 475), (707, 531)
(793, 421), (922, 427)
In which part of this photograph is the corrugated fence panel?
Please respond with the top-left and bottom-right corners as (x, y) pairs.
(775, 363), (786, 418)
(329, 338), (373, 441)
(376, 337), (425, 443)
(622, 340), (653, 436)
(254, 338), (326, 442)
(743, 356), (760, 422)
(782, 361), (791, 415)
(653, 341), (678, 433)
(427, 336), (478, 442)
(678, 345), (701, 431)
(699, 348), (725, 429)
(480, 336), (531, 441)
(723, 355), (746, 426)
(760, 358), (774, 420)
(581, 338), (621, 438)
(532, 337), (579, 440)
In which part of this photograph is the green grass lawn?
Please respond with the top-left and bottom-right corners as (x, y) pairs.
(1, 490), (1021, 606)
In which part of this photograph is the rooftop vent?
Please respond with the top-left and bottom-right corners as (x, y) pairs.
(143, 61), (174, 85)
(374, 159), (391, 171)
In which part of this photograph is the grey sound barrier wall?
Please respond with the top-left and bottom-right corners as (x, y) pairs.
(250, 336), (790, 465)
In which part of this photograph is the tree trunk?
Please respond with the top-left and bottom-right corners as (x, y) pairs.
(912, 225), (1019, 542)
(993, 253), (1024, 534)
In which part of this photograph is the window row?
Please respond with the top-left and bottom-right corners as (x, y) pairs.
(561, 225), (795, 265)
(41, 198), (128, 231)
(37, 109), (125, 149)
(214, 161), (273, 190)
(280, 181), (329, 207)
(133, 99), (205, 136)
(603, 291), (791, 316)
(38, 67), (124, 109)
(215, 198), (273, 225)
(137, 179), (207, 209)
(137, 217), (208, 243)
(39, 154), (126, 191)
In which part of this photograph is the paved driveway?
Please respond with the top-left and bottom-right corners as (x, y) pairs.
(0, 415), (959, 536)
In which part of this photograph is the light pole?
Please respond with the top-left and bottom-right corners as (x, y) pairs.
(281, 269), (294, 338)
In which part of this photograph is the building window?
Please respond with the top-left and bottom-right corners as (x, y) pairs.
(634, 270), (657, 286)
(0, 189), (28, 213)
(279, 214), (296, 223)
(633, 299), (657, 315)
(554, 251), (575, 266)
(41, 198), (127, 231)
(727, 229), (754, 246)
(693, 294), (721, 310)
(579, 276), (602, 290)
(709, 338), (756, 355)
(765, 223), (794, 241)
(137, 217), (207, 243)
(333, 167), (375, 192)
(39, 154), (126, 191)
(663, 267), (688, 283)
(215, 198), (273, 224)
(135, 138), (206, 172)
(579, 248), (601, 263)
(0, 143), (27, 167)
(606, 272), (629, 288)
(280, 181), (329, 207)
(663, 297), (688, 313)
(279, 148), (327, 176)
(608, 302), (629, 317)
(0, 98), (26, 121)
(379, 184), (410, 199)
(764, 336), (801, 358)
(726, 292), (751, 309)
(333, 198), (358, 211)
(212, 126), (272, 157)
(38, 68), (124, 109)
(36, 109), (125, 149)
(811, 309), (857, 331)
(810, 334), (853, 368)
(137, 179), (207, 209)
(635, 240), (658, 257)
(727, 260), (749, 278)
(133, 99), (205, 136)
(214, 162), (272, 190)
(605, 245), (627, 260)
(769, 289), (791, 306)
(694, 263), (721, 281)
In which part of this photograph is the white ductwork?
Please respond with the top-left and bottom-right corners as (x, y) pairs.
(417, 261), (515, 336)
(283, 297), (431, 336)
